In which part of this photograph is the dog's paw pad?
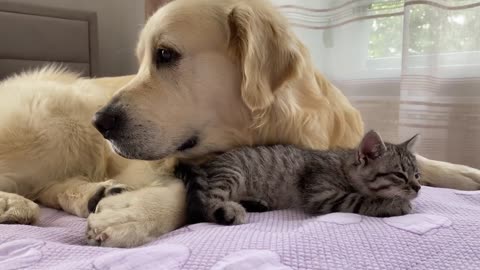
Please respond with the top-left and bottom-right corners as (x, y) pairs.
(213, 201), (247, 225)
(86, 224), (108, 246)
(87, 183), (129, 213)
(105, 185), (128, 196)
(96, 232), (109, 243)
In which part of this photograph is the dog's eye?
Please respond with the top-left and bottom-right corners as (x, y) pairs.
(155, 48), (180, 67)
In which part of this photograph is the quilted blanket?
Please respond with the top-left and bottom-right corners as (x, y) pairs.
(0, 186), (479, 270)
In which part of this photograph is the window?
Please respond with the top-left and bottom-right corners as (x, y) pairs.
(367, 1), (480, 77)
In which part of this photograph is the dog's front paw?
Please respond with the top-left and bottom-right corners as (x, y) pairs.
(0, 191), (40, 224)
(458, 166), (480, 189)
(213, 201), (247, 225)
(86, 183), (186, 248)
(86, 192), (153, 247)
(424, 164), (480, 191)
(416, 155), (480, 190)
(87, 180), (130, 214)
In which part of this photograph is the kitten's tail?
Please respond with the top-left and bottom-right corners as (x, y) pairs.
(174, 161), (209, 224)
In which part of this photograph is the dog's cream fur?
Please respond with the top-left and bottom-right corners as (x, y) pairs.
(1, 0), (480, 247)
(0, 67), (185, 246)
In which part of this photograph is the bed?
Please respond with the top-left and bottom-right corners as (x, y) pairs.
(0, 3), (478, 270)
(0, 186), (479, 270)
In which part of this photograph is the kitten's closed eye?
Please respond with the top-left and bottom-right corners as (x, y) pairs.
(391, 172), (408, 183)
(374, 172), (408, 184)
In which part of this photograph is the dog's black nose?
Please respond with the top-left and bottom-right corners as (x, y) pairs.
(92, 111), (117, 138)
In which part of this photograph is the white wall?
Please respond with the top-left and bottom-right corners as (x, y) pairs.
(3, 0), (145, 76)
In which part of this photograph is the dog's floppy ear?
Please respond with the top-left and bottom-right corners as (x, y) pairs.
(228, 4), (303, 111)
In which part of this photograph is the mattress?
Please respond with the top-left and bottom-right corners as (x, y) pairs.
(0, 186), (479, 270)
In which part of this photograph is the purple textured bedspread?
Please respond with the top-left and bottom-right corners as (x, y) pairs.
(0, 186), (479, 270)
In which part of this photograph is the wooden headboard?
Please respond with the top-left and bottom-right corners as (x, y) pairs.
(0, 3), (99, 79)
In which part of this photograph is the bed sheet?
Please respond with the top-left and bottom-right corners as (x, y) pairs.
(0, 186), (479, 270)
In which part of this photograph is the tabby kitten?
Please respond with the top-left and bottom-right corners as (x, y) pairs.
(175, 130), (421, 225)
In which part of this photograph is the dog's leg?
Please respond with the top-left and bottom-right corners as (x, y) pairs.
(0, 191), (40, 224)
(0, 177), (39, 224)
(37, 177), (130, 218)
(416, 155), (480, 190)
(86, 177), (186, 247)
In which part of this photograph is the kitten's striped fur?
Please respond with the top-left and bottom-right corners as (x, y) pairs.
(176, 130), (421, 225)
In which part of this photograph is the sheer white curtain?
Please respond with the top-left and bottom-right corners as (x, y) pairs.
(275, 0), (480, 168)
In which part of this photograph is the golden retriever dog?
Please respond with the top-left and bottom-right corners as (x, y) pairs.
(0, 67), (185, 246)
(1, 0), (480, 248)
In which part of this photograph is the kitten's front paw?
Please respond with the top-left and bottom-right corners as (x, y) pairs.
(398, 201), (412, 215)
(240, 199), (270, 212)
(384, 199), (412, 217)
(213, 201), (247, 225)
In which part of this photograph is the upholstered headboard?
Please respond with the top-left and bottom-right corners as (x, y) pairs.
(0, 3), (99, 79)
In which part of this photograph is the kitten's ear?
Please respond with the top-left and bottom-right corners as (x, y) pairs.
(358, 130), (386, 161)
(402, 134), (420, 152)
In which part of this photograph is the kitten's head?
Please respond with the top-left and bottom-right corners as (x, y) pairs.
(349, 130), (421, 200)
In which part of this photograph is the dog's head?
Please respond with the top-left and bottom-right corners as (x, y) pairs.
(93, 0), (303, 160)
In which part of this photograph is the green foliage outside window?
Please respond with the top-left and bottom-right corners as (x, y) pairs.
(368, 1), (480, 58)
